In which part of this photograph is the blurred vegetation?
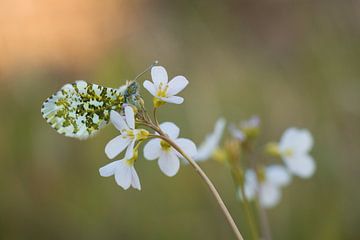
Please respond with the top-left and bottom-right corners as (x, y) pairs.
(1, 0), (360, 239)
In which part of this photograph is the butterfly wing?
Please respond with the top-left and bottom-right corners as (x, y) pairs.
(41, 80), (125, 139)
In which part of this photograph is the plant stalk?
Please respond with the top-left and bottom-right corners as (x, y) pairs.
(158, 134), (245, 240)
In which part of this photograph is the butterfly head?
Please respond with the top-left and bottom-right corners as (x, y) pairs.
(123, 81), (144, 109)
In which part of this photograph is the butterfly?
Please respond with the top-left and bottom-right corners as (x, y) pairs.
(41, 80), (140, 140)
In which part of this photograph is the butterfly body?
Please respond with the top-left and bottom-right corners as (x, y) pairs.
(41, 80), (139, 139)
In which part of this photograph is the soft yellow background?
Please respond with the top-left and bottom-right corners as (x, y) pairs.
(1, 1), (359, 239)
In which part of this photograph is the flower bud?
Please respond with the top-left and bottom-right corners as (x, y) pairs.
(137, 129), (150, 140)
(265, 142), (280, 157)
(213, 148), (227, 163)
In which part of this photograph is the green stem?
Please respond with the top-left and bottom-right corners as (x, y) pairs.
(153, 107), (160, 126)
(234, 171), (259, 240)
(255, 192), (272, 240)
(249, 155), (272, 240)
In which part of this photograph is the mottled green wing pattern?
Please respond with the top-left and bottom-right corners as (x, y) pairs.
(41, 80), (125, 139)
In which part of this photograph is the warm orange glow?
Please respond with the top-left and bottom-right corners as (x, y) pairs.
(0, 0), (130, 77)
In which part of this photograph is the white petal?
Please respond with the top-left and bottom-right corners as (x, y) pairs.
(167, 76), (189, 96)
(143, 139), (162, 160)
(143, 80), (156, 96)
(175, 138), (197, 158)
(124, 106), (135, 129)
(195, 118), (226, 161)
(99, 160), (121, 177)
(244, 183), (257, 201)
(160, 96), (184, 104)
(279, 128), (314, 155)
(284, 154), (316, 178)
(110, 110), (128, 131)
(131, 166), (141, 190)
(228, 124), (245, 141)
(240, 116), (260, 129)
(105, 136), (130, 159)
(160, 122), (180, 139)
(259, 183), (281, 208)
(151, 66), (168, 87)
(266, 165), (291, 187)
(125, 140), (136, 160)
(244, 170), (258, 200)
(158, 151), (180, 177)
(114, 161), (132, 190)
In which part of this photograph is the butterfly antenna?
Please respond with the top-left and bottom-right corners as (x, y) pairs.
(133, 60), (159, 81)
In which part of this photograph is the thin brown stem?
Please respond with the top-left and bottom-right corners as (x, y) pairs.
(136, 121), (161, 134)
(156, 133), (244, 240)
(138, 109), (244, 239)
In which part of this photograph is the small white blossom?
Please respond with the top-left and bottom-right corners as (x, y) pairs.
(194, 118), (226, 161)
(228, 124), (245, 141)
(99, 155), (141, 190)
(229, 116), (260, 141)
(241, 165), (291, 208)
(143, 66), (189, 106)
(240, 116), (260, 130)
(105, 107), (148, 160)
(143, 122), (197, 177)
(278, 128), (315, 178)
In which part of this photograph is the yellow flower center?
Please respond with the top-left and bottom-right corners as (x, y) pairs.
(156, 83), (169, 97)
(126, 130), (135, 139)
(283, 148), (294, 157)
(153, 83), (169, 108)
(160, 140), (172, 152)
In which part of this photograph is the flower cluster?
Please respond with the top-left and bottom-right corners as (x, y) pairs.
(43, 62), (316, 240)
(195, 116), (315, 208)
(100, 106), (148, 190)
(99, 65), (196, 190)
(98, 64), (316, 210)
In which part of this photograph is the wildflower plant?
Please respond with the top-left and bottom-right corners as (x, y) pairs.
(196, 116), (315, 239)
(41, 62), (315, 240)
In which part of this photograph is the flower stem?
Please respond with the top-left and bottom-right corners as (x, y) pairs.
(158, 134), (244, 240)
(255, 194), (272, 240)
(249, 154), (272, 240)
(237, 179), (259, 240)
(153, 107), (160, 126)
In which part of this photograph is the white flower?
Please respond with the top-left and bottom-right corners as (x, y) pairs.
(143, 122), (197, 177)
(278, 128), (315, 178)
(228, 124), (245, 141)
(241, 165), (291, 208)
(240, 116), (260, 130)
(143, 66), (189, 106)
(105, 107), (148, 160)
(229, 116), (260, 141)
(99, 155), (141, 190)
(194, 118), (226, 161)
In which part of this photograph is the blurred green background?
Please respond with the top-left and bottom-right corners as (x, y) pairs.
(1, 0), (359, 239)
